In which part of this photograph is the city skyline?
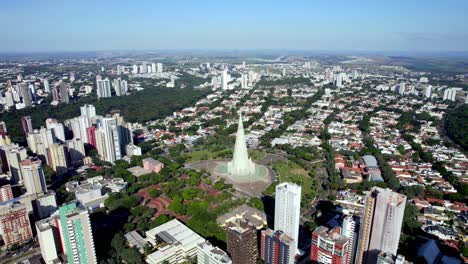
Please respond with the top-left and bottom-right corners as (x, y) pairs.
(1, 0), (468, 53)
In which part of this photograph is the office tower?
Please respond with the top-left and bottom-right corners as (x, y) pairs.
(20, 157), (47, 195)
(46, 119), (66, 143)
(310, 226), (350, 264)
(36, 218), (60, 263)
(132, 64), (138, 74)
(59, 82), (70, 103)
(356, 187), (406, 264)
(274, 182), (301, 252)
(260, 229), (296, 264)
(96, 78), (112, 98)
(21, 116), (33, 136)
(226, 220), (258, 264)
(57, 202), (97, 264)
(43, 79), (50, 93)
(80, 104), (97, 120)
(197, 241), (232, 264)
(47, 143), (68, 176)
(342, 215), (360, 264)
(222, 68), (229, 90)
(0, 184), (13, 202)
(86, 126), (97, 148)
(0, 202), (33, 247)
(0, 144), (28, 183)
(19, 83), (32, 107)
(33, 191), (58, 220)
(66, 138), (85, 166)
(156, 62), (163, 73)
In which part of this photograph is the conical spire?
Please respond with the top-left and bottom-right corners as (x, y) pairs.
(227, 113), (256, 177)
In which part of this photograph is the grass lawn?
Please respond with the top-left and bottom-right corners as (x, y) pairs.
(272, 161), (316, 197)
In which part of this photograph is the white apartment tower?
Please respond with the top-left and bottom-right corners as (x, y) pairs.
(20, 157), (47, 195)
(274, 182), (301, 252)
(96, 78), (112, 98)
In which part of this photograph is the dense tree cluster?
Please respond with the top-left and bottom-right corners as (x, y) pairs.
(445, 104), (468, 151)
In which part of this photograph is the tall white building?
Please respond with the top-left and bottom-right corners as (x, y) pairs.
(113, 78), (128, 96)
(80, 104), (96, 120)
(66, 138), (85, 166)
(132, 64), (138, 74)
(46, 119), (66, 143)
(43, 79), (50, 93)
(274, 182), (301, 252)
(0, 144), (28, 183)
(151, 63), (156, 73)
(20, 157), (47, 195)
(96, 78), (112, 98)
(156, 62), (163, 73)
(97, 117), (122, 163)
(33, 191), (58, 220)
(36, 219), (60, 264)
(222, 69), (229, 90)
(424, 85), (432, 98)
(356, 187), (406, 264)
(241, 73), (249, 89)
(342, 215), (360, 264)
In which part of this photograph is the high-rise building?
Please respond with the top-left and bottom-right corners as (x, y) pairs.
(132, 64), (138, 74)
(57, 202), (97, 264)
(46, 119), (66, 143)
(47, 143), (68, 176)
(310, 226), (350, 264)
(260, 229), (296, 264)
(398, 83), (405, 95)
(151, 63), (156, 73)
(222, 69), (229, 90)
(86, 126), (97, 148)
(241, 73), (249, 89)
(59, 82), (70, 103)
(226, 220), (258, 264)
(80, 104), (97, 120)
(0, 144), (28, 183)
(33, 191), (58, 220)
(96, 78), (112, 98)
(197, 241), (232, 264)
(424, 85), (432, 99)
(19, 83), (32, 107)
(355, 187), (406, 264)
(36, 218), (60, 263)
(0, 121), (7, 134)
(43, 79), (50, 93)
(96, 117), (122, 163)
(0, 185), (13, 202)
(21, 116), (33, 136)
(113, 78), (128, 96)
(274, 182), (301, 252)
(66, 138), (85, 166)
(156, 62), (163, 73)
(20, 157), (47, 195)
(342, 215), (360, 264)
(0, 202), (33, 247)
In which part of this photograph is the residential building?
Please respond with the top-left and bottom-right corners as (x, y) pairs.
(86, 126), (97, 148)
(310, 226), (350, 264)
(47, 143), (68, 176)
(0, 185), (13, 202)
(226, 219), (258, 264)
(0, 202), (33, 247)
(142, 157), (164, 173)
(21, 116), (33, 136)
(96, 78), (112, 98)
(57, 201), (97, 264)
(274, 182), (301, 252)
(260, 229), (296, 264)
(355, 187), (406, 264)
(80, 104), (97, 120)
(197, 241), (232, 264)
(341, 215), (360, 264)
(0, 144), (28, 183)
(20, 157), (47, 195)
(33, 191), (58, 220)
(36, 218), (60, 263)
(125, 143), (142, 157)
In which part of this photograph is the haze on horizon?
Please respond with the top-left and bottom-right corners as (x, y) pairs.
(1, 0), (468, 53)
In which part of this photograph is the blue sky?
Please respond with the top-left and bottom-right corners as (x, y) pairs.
(1, 0), (468, 52)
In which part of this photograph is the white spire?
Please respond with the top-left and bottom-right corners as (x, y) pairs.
(227, 114), (256, 177)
